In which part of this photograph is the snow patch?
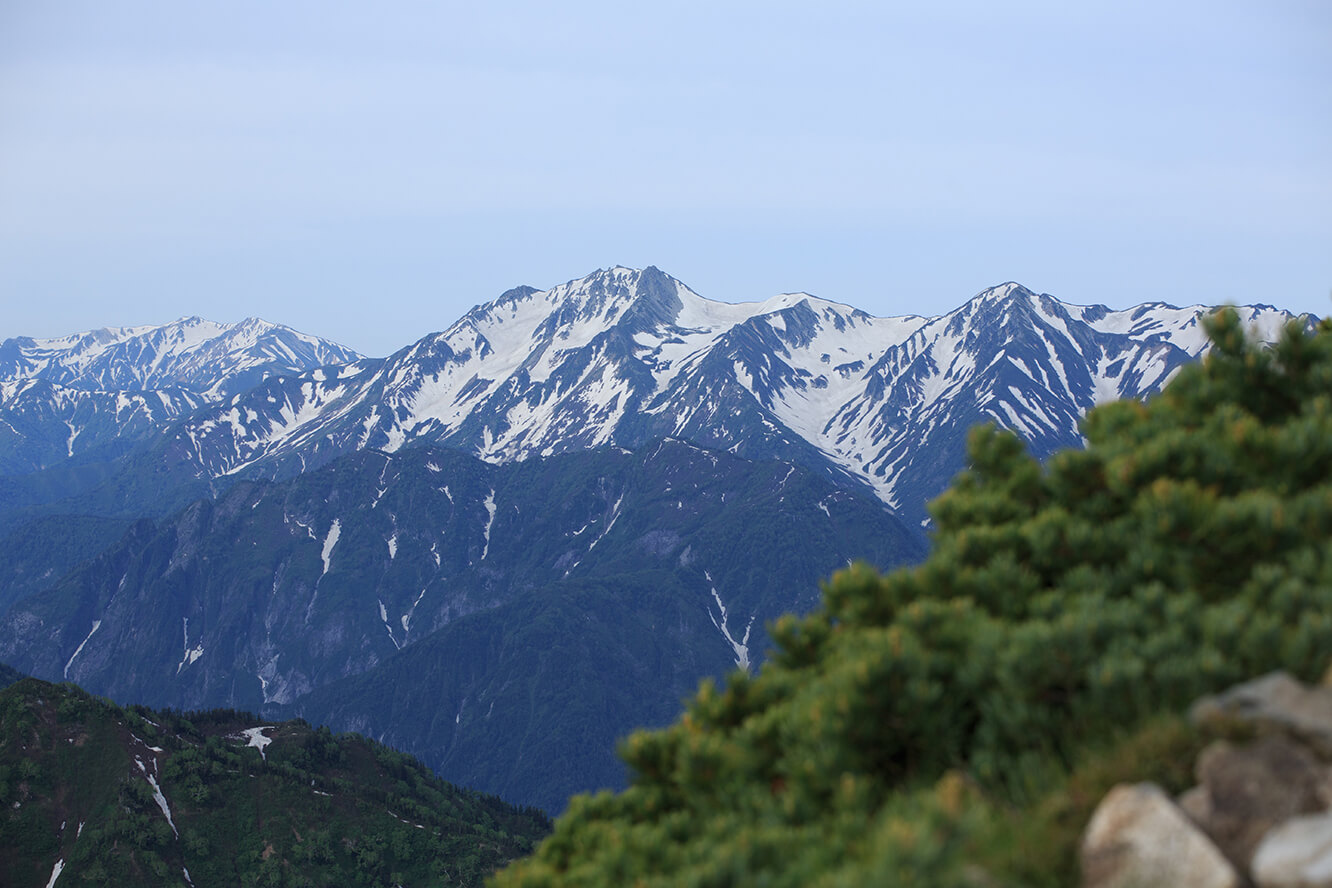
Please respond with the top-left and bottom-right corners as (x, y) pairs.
(481, 490), (497, 559)
(290, 516), (317, 539)
(320, 519), (341, 575)
(133, 756), (177, 837)
(704, 574), (754, 672)
(63, 620), (101, 679)
(176, 617), (203, 674)
(240, 726), (275, 761)
(586, 494), (624, 552)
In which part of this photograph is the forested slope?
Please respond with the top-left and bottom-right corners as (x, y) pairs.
(0, 679), (548, 887)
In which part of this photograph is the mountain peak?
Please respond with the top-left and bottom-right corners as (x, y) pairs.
(970, 282), (1038, 304)
(619, 266), (686, 331)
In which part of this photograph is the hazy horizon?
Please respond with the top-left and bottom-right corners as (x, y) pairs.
(2, 2), (1328, 356)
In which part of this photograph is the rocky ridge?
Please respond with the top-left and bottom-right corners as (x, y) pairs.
(1082, 672), (1332, 888)
(5, 268), (1307, 536)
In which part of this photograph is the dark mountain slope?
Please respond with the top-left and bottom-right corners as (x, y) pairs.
(0, 440), (921, 810)
(0, 515), (134, 617)
(286, 570), (730, 815)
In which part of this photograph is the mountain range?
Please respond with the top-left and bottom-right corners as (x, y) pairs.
(0, 315), (361, 399)
(2, 267), (1303, 532)
(0, 316), (363, 527)
(0, 266), (1312, 811)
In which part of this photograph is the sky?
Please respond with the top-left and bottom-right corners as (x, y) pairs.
(1, 1), (1328, 357)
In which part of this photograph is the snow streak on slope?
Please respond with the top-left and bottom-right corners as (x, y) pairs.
(585, 494), (623, 552)
(133, 753), (178, 837)
(63, 620), (101, 679)
(320, 520), (341, 576)
(704, 571), (753, 673)
(378, 599), (401, 650)
(176, 618), (204, 674)
(481, 490), (496, 560)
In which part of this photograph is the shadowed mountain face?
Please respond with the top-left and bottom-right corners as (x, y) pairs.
(0, 439), (923, 812)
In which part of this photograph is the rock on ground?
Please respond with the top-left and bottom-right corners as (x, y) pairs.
(1186, 734), (1327, 871)
(1191, 672), (1332, 758)
(1251, 811), (1332, 888)
(1081, 782), (1241, 888)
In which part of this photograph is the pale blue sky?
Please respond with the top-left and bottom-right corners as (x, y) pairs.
(2, 1), (1328, 356)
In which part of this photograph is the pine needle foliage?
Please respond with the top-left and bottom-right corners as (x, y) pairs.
(493, 309), (1332, 886)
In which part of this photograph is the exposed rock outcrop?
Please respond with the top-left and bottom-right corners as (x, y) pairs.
(1082, 672), (1332, 888)
(1187, 735), (1328, 871)
(1191, 672), (1332, 759)
(1081, 783), (1241, 888)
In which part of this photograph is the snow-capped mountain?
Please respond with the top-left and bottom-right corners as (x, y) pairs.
(0, 315), (362, 399)
(149, 266), (1307, 525)
(0, 317), (362, 476)
(809, 285), (1301, 517)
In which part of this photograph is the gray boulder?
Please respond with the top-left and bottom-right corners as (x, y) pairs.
(1185, 735), (1328, 870)
(1252, 810), (1332, 888)
(1081, 782), (1241, 888)
(1191, 672), (1332, 758)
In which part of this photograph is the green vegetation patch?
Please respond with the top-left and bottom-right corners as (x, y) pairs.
(0, 680), (548, 888)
